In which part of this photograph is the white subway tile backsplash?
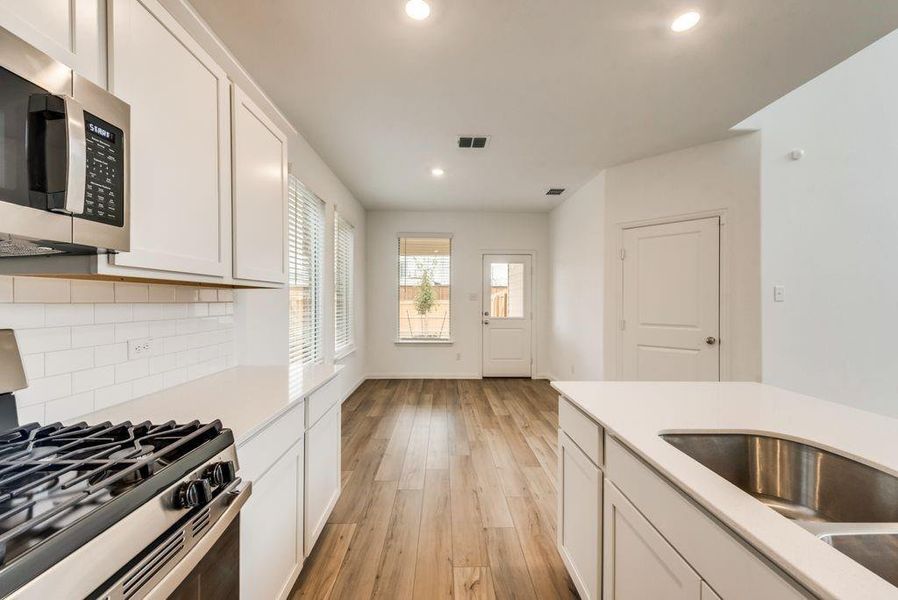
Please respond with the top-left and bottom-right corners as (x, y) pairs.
(175, 287), (199, 303)
(162, 304), (189, 320)
(45, 304), (94, 327)
(72, 366), (115, 394)
(17, 327), (71, 354)
(114, 321), (149, 343)
(131, 374), (165, 397)
(21, 354), (44, 379)
(94, 382), (132, 410)
(115, 359), (149, 383)
(95, 303), (133, 324)
(114, 283), (149, 303)
(71, 280), (115, 303)
(0, 304), (45, 329)
(148, 285), (176, 303)
(149, 354), (178, 375)
(16, 403), (44, 424)
(0, 276), (13, 303)
(6, 282), (235, 423)
(45, 348), (94, 376)
(13, 278), (71, 303)
(45, 392), (94, 423)
(72, 324), (115, 348)
(16, 374), (71, 406)
(94, 343), (128, 367)
(133, 303), (164, 321)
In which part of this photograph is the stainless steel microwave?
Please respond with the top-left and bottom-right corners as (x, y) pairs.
(0, 26), (129, 258)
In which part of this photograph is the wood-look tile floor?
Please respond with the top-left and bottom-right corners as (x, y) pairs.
(289, 378), (579, 600)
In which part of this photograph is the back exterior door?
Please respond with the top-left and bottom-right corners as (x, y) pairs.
(482, 254), (533, 377)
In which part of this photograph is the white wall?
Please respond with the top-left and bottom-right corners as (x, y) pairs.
(602, 134), (762, 381)
(366, 211), (550, 378)
(738, 30), (898, 417)
(548, 172), (605, 381)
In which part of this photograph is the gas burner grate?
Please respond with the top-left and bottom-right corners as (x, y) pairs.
(0, 420), (227, 573)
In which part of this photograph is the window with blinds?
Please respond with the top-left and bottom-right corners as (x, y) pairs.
(398, 236), (451, 340)
(334, 212), (355, 354)
(288, 176), (325, 388)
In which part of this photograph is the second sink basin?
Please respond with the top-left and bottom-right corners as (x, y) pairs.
(660, 432), (898, 523)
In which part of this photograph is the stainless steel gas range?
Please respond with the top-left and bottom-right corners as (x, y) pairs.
(0, 331), (250, 599)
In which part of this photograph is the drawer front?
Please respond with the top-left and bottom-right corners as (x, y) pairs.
(238, 403), (305, 484)
(307, 376), (342, 430)
(559, 396), (603, 466)
(605, 438), (810, 600)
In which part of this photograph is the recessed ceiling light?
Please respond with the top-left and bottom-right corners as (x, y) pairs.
(405, 0), (431, 20)
(671, 11), (701, 32)
(431, 167), (445, 177)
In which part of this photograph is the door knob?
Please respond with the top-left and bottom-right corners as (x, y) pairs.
(705, 336), (717, 345)
(483, 320), (490, 325)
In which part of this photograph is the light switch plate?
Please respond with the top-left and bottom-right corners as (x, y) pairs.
(773, 285), (785, 303)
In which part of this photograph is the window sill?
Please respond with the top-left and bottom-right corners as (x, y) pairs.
(334, 345), (357, 361)
(394, 339), (454, 346)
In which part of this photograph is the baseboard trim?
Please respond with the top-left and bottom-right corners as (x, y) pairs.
(365, 373), (482, 380)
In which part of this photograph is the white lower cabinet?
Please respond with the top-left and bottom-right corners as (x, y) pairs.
(557, 394), (810, 600)
(304, 400), (341, 555)
(603, 480), (701, 600)
(557, 430), (602, 600)
(240, 438), (304, 600)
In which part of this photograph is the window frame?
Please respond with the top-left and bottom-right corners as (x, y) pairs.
(334, 211), (356, 358)
(395, 233), (454, 345)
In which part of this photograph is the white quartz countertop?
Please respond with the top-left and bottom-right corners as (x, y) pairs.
(551, 381), (898, 600)
(77, 364), (342, 445)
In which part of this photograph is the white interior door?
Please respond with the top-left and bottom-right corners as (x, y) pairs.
(482, 254), (532, 377)
(621, 217), (719, 381)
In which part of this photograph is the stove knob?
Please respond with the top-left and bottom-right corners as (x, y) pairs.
(207, 461), (237, 487)
(177, 479), (213, 509)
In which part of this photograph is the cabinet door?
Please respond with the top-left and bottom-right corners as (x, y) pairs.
(557, 430), (602, 600)
(108, 0), (231, 278)
(0, 0), (106, 85)
(604, 480), (702, 600)
(232, 86), (287, 283)
(304, 401), (341, 555)
(240, 439), (304, 600)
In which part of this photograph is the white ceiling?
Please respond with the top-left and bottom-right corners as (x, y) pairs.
(189, 0), (898, 212)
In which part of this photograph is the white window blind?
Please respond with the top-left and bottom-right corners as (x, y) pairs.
(334, 212), (355, 355)
(398, 236), (451, 340)
(288, 175), (325, 391)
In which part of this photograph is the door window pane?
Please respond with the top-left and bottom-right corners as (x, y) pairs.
(490, 262), (524, 318)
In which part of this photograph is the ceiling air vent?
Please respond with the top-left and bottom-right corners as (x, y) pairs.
(546, 188), (566, 196)
(457, 135), (490, 149)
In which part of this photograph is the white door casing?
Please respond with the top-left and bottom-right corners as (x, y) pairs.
(482, 254), (532, 377)
(621, 217), (720, 381)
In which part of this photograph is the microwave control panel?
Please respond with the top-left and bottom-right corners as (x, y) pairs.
(80, 113), (125, 227)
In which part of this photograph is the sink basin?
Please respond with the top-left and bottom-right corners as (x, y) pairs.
(662, 432), (898, 587)
(660, 432), (898, 523)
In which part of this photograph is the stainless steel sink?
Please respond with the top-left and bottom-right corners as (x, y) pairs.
(661, 432), (898, 587)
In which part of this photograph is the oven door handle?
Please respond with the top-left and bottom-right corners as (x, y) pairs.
(61, 94), (86, 215)
(143, 480), (252, 600)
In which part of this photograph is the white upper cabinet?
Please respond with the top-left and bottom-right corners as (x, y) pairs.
(232, 86), (288, 284)
(0, 0), (106, 86)
(107, 0), (231, 279)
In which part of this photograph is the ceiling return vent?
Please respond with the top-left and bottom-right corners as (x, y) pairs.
(546, 188), (566, 196)
(457, 135), (490, 149)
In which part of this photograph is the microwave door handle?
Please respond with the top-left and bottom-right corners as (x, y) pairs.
(62, 95), (86, 215)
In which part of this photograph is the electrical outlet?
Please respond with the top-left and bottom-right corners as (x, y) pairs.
(128, 338), (155, 359)
(773, 285), (785, 303)
(570, 365), (575, 375)
(455, 352), (461, 361)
